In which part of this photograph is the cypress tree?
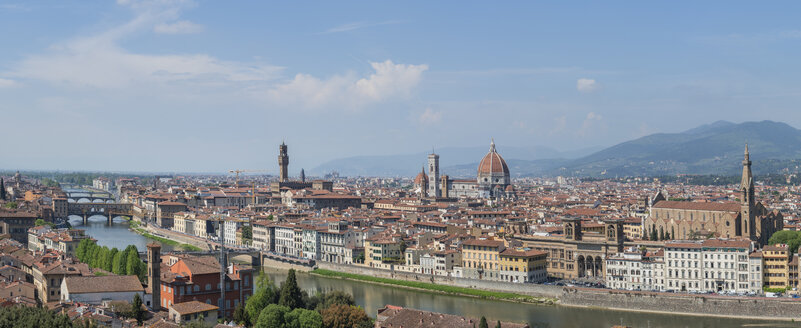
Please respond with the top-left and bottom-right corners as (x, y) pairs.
(279, 269), (304, 309)
(0, 178), (5, 201)
(132, 293), (145, 325)
(479, 316), (488, 328)
(496, 320), (502, 328)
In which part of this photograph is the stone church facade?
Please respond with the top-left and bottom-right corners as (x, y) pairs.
(645, 145), (783, 246)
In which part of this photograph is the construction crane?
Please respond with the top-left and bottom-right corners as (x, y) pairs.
(228, 169), (267, 188)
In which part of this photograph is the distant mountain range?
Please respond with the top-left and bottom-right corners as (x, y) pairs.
(312, 120), (801, 178)
(310, 145), (597, 177)
(552, 120), (801, 177)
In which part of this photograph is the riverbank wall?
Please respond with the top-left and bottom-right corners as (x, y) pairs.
(562, 287), (801, 320)
(142, 225), (210, 251)
(262, 257), (317, 272)
(316, 262), (561, 298)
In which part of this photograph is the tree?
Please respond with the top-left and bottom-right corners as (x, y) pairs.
(0, 305), (80, 327)
(659, 227), (665, 241)
(0, 178), (5, 200)
(126, 249), (141, 276)
(233, 305), (250, 327)
(495, 320), (501, 328)
(285, 308), (323, 328)
(35, 219), (54, 228)
(4, 202), (17, 209)
(246, 274), (278, 324)
(768, 230), (801, 254)
(256, 304), (290, 328)
(242, 225), (253, 243)
(131, 293), (145, 325)
(279, 269), (304, 310)
(320, 304), (370, 328)
(76, 239), (91, 261)
(308, 291), (354, 311)
(650, 229), (658, 241)
(479, 316), (488, 328)
(105, 248), (118, 272)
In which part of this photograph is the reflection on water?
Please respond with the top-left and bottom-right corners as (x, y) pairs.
(68, 215), (175, 252)
(262, 267), (800, 328)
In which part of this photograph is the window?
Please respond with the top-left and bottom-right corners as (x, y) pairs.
(206, 284), (212, 290)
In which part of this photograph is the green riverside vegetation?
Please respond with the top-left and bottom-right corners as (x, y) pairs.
(129, 221), (202, 251)
(310, 269), (555, 304)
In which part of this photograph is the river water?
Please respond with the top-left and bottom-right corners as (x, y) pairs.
(67, 215), (176, 252)
(63, 187), (175, 252)
(262, 267), (798, 328)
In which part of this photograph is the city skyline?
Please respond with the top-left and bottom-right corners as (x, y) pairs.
(3, 1), (801, 172)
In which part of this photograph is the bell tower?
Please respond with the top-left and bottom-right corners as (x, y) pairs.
(279, 142), (289, 182)
(741, 144), (755, 239)
(147, 243), (161, 311)
(428, 152), (440, 198)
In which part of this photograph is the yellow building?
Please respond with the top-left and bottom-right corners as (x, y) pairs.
(763, 244), (790, 289)
(499, 248), (548, 283)
(461, 239), (505, 280)
(365, 237), (402, 267)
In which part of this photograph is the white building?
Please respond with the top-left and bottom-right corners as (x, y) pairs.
(606, 248), (665, 291)
(222, 218), (246, 246)
(665, 239), (757, 294)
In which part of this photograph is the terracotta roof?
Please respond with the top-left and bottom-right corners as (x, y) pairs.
(170, 301), (218, 315)
(64, 275), (144, 294)
(652, 200), (741, 212)
(376, 306), (528, 328)
(462, 239), (504, 248)
(500, 248), (546, 258)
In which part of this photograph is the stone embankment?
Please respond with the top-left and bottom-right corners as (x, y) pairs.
(315, 262), (562, 299)
(562, 287), (801, 321)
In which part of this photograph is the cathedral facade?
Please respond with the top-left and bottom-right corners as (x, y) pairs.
(414, 140), (512, 199)
(644, 145), (783, 246)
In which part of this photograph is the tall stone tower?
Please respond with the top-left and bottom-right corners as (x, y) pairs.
(278, 142), (289, 182)
(428, 152), (440, 198)
(741, 144), (755, 238)
(147, 243), (161, 311)
(300, 168), (306, 182)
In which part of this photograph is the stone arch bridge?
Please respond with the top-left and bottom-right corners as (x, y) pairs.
(67, 202), (133, 225)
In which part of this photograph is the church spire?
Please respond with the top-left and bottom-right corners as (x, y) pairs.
(741, 143), (753, 190)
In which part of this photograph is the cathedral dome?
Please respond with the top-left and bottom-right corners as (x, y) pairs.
(414, 169), (428, 185)
(477, 140), (509, 176)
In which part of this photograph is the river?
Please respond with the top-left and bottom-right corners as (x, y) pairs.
(261, 267), (798, 328)
(64, 187), (175, 251)
(67, 215), (176, 252)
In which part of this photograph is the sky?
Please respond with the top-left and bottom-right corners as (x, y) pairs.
(2, 1), (801, 174)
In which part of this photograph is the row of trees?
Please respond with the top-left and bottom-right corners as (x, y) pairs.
(236, 269), (372, 328)
(75, 239), (146, 281)
(0, 305), (97, 327)
(643, 226), (672, 241)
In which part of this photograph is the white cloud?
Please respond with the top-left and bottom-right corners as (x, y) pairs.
(320, 20), (404, 34)
(154, 20), (203, 34)
(0, 78), (18, 88)
(418, 108), (442, 125)
(265, 60), (428, 110)
(577, 78), (599, 93)
(578, 112), (603, 137)
(7, 0), (280, 88)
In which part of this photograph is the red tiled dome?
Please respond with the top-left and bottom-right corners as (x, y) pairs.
(414, 171), (428, 185)
(477, 140), (509, 175)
